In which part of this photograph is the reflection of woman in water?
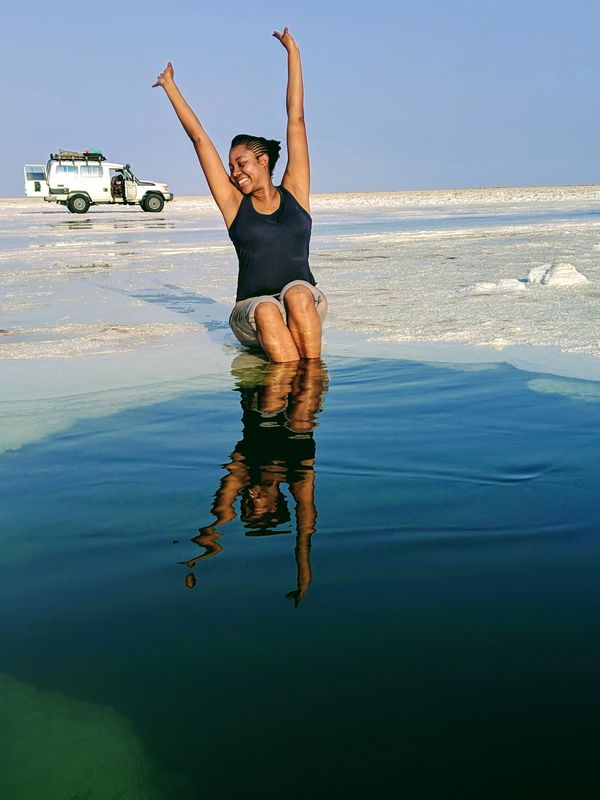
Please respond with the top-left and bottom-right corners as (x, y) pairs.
(153, 28), (327, 363)
(184, 358), (328, 606)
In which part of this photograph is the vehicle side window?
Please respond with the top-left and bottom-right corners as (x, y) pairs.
(56, 165), (78, 175)
(26, 167), (46, 180)
(80, 165), (103, 177)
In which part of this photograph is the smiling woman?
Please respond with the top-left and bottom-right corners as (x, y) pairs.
(153, 28), (327, 363)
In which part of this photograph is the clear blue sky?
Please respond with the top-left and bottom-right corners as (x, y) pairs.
(3, 0), (600, 196)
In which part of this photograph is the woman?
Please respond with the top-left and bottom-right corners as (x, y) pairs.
(153, 28), (327, 362)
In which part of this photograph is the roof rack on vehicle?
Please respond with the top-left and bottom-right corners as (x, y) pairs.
(50, 149), (106, 162)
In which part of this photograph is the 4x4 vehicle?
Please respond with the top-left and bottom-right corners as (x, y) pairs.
(24, 150), (173, 213)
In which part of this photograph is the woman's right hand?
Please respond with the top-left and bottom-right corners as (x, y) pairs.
(273, 27), (298, 51)
(152, 61), (174, 88)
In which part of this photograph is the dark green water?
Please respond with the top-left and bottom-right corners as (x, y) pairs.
(2, 356), (600, 799)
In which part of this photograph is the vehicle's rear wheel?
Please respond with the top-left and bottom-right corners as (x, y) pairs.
(143, 193), (164, 212)
(67, 194), (90, 214)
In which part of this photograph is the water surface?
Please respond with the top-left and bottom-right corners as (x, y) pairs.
(2, 355), (600, 798)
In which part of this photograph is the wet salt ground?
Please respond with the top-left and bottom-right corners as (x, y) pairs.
(3, 187), (600, 366)
(2, 356), (600, 799)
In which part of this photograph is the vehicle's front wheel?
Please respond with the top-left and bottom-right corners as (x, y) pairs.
(67, 194), (90, 214)
(143, 193), (164, 212)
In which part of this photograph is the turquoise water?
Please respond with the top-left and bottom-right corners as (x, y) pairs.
(2, 355), (600, 798)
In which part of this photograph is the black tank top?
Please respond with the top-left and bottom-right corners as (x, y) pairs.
(228, 186), (316, 302)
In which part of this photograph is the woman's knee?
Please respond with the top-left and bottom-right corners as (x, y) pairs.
(282, 285), (315, 314)
(254, 301), (285, 329)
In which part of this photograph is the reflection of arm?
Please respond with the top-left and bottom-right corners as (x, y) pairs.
(210, 452), (249, 525)
(289, 467), (316, 535)
(185, 453), (248, 567)
(287, 465), (316, 607)
(288, 532), (313, 608)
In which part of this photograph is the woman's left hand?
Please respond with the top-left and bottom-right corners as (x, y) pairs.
(152, 61), (174, 89)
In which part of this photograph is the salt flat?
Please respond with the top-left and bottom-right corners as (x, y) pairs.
(2, 187), (600, 452)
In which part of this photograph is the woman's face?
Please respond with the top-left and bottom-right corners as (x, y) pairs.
(228, 145), (268, 193)
(241, 484), (289, 527)
(242, 484), (278, 519)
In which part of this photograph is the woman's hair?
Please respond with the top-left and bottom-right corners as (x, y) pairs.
(230, 134), (281, 177)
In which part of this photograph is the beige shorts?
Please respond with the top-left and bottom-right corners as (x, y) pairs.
(229, 280), (328, 349)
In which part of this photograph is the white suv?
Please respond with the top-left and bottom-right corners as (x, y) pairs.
(24, 150), (173, 213)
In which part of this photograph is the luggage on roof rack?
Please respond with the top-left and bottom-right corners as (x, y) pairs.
(50, 149), (106, 161)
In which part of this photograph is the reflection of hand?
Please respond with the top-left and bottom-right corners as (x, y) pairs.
(185, 573), (196, 589)
(152, 61), (174, 88)
(285, 589), (301, 608)
(285, 578), (310, 608)
(273, 27), (298, 52)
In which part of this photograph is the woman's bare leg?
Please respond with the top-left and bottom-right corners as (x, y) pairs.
(254, 302), (300, 362)
(282, 285), (322, 359)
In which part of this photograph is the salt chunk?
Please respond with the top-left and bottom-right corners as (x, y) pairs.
(541, 261), (589, 286)
(527, 265), (549, 284)
(465, 279), (526, 295)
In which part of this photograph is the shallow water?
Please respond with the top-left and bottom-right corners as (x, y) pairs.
(2, 355), (600, 798)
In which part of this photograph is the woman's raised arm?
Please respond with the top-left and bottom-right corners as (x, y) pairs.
(153, 62), (241, 225)
(273, 29), (310, 212)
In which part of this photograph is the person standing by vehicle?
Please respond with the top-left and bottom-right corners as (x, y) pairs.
(153, 27), (327, 363)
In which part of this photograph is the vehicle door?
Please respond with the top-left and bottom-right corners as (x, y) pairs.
(123, 169), (137, 202)
(24, 165), (49, 197)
